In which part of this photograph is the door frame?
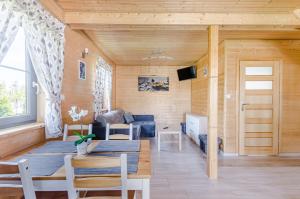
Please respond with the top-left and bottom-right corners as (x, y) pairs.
(238, 60), (281, 156)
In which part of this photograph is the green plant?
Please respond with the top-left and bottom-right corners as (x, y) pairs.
(74, 132), (96, 146)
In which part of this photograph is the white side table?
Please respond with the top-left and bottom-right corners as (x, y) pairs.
(157, 131), (182, 151)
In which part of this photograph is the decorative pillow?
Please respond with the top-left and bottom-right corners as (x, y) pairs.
(124, 112), (135, 124)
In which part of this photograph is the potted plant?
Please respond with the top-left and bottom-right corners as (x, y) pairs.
(74, 132), (96, 155)
(68, 106), (88, 135)
(68, 106), (94, 155)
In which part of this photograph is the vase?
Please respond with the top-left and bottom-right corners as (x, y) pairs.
(77, 141), (88, 155)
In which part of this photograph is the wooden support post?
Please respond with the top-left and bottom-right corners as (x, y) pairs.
(207, 25), (219, 179)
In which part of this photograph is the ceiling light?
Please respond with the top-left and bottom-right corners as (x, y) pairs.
(293, 9), (300, 19)
(142, 49), (174, 61)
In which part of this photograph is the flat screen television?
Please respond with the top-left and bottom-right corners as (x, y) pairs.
(177, 66), (197, 81)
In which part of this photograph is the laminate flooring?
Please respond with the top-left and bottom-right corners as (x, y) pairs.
(150, 134), (300, 199)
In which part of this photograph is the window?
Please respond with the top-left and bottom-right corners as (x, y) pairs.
(0, 27), (37, 129)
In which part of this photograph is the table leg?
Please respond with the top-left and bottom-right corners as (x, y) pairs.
(158, 132), (160, 151)
(179, 132), (182, 151)
(142, 179), (150, 199)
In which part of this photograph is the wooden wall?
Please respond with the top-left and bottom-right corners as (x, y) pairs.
(192, 40), (300, 154)
(223, 40), (300, 154)
(0, 124), (45, 158)
(115, 65), (191, 130)
(62, 26), (116, 124)
(191, 56), (209, 115)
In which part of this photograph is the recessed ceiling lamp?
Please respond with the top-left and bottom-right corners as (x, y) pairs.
(293, 9), (300, 19)
(142, 49), (174, 61)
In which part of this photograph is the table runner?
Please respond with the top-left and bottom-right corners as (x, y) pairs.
(29, 140), (140, 154)
(13, 152), (139, 176)
(14, 154), (65, 176)
(91, 140), (140, 152)
(28, 141), (77, 154)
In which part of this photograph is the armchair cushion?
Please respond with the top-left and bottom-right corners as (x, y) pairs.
(124, 112), (135, 124)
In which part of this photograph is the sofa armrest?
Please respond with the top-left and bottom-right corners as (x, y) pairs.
(92, 124), (106, 140)
(92, 121), (103, 127)
(133, 115), (154, 122)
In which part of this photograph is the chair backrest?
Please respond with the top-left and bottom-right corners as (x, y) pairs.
(63, 124), (93, 141)
(64, 154), (128, 199)
(105, 123), (133, 140)
(0, 159), (36, 199)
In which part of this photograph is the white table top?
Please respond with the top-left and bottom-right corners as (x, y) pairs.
(158, 131), (181, 135)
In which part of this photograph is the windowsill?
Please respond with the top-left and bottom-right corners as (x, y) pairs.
(0, 122), (45, 138)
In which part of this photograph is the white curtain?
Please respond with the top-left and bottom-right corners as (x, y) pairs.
(94, 57), (112, 118)
(0, 1), (22, 62)
(1, 0), (65, 137)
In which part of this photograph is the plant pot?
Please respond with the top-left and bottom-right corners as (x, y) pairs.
(77, 141), (88, 155)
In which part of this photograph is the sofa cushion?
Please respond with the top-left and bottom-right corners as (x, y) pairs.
(124, 112), (135, 124)
(96, 109), (125, 126)
(132, 121), (155, 126)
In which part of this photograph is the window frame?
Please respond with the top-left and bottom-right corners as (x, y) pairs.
(0, 39), (37, 129)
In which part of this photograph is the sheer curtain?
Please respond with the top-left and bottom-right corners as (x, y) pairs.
(94, 57), (112, 118)
(0, 1), (22, 62)
(0, 0), (65, 137)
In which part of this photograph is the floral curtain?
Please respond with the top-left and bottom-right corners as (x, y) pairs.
(1, 0), (65, 137)
(94, 57), (112, 118)
(0, 1), (22, 62)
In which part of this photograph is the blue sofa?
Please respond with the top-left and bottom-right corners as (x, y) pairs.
(92, 109), (156, 140)
(132, 115), (156, 137)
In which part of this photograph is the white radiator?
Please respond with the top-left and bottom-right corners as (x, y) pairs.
(186, 113), (208, 145)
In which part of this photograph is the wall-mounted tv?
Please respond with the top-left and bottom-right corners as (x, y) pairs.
(177, 66), (197, 81)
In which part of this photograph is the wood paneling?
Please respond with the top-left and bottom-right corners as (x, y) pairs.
(56, 0), (300, 14)
(115, 65), (191, 131)
(85, 30), (208, 66)
(0, 125), (45, 159)
(191, 56), (208, 115)
(223, 40), (300, 154)
(82, 29), (300, 66)
(61, 27), (116, 125)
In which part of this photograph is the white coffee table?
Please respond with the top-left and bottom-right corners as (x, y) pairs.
(157, 130), (182, 151)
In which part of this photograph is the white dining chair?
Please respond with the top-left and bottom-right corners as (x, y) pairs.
(64, 154), (128, 199)
(106, 123), (133, 140)
(63, 124), (93, 141)
(0, 159), (36, 199)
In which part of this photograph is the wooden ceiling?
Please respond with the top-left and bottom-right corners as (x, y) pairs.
(84, 29), (300, 66)
(43, 0), (300, 66)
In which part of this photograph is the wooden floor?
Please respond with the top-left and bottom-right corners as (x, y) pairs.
(6, 134), (300, 199)
(150, 134), (300, 199)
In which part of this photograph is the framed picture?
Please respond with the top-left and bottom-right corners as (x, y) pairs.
(78, 60), (86, 80)
(138, 76), (169, 92)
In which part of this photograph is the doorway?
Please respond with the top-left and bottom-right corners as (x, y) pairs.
(239, 61), (280, 155)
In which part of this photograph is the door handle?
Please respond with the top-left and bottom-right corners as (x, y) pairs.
(241, 103), (249, 111)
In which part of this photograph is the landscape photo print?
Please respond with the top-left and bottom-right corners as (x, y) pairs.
(138, 76), (169, 92)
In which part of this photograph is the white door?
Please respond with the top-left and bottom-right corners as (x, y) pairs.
(239, 61), (280, 155)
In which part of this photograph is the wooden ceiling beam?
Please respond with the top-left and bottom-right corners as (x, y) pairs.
(69, 24), (300, 31)
(39, 0), (65, 21)
(65, 12), (300, 26)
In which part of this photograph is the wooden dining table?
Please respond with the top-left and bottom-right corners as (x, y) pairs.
(0, 140), (151, 199)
